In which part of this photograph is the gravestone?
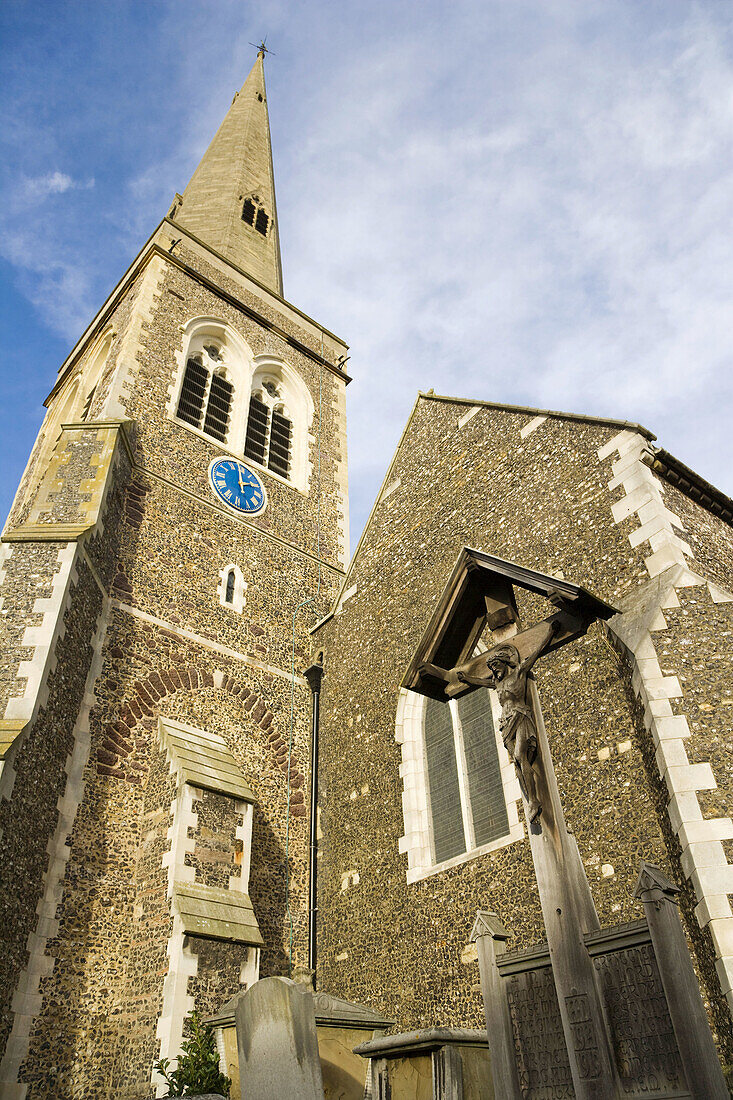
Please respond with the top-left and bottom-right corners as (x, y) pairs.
(235, 976), (324, 1100)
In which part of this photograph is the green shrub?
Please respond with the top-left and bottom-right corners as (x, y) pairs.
(154, 1011), (231, 1098)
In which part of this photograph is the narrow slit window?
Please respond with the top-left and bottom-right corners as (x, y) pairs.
(255, 209), (269, 236)
(244, 394), (270, 465)
(242, 199), (256, 226)
(176, 356), (208, 429)
(224, 570), (236, 604)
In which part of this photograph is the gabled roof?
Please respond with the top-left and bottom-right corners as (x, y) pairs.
(313, 390), (732, 632)
(419, 390), (656, 440)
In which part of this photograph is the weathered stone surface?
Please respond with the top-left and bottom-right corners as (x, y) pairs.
(236, 977), (324, 1099)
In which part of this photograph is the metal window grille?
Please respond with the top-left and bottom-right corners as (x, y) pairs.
(243, 394), (270, 465)
(176, 356), (208, 429)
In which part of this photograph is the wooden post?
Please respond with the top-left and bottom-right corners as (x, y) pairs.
(634, 862), (728, 1100)
(525, 679), (622, 1099)
(470, 911), (522, 1100)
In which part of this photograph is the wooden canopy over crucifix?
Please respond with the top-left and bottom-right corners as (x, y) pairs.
(401, 547), (617, 702)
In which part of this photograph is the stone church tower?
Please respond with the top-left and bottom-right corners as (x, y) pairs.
(0, 52), (349, 1098)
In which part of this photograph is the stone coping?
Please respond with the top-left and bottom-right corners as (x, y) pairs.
(160, 716), (256, 803)
(208, 987), (394, 1032)
(353, 1027), (489, 1058)
(173, 881), (263, 947)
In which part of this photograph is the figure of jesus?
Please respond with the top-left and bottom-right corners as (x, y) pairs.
(445, 620), (559, 823)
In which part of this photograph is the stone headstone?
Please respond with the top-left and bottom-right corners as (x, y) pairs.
(235, 976), (324, 1100)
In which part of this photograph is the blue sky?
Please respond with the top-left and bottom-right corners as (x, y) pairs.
(1, 0), (732, 550)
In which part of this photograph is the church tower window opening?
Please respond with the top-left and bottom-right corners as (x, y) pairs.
(242, 195), (270, 237)
(175, 338), (234, 446)
(172, 323), (313, 492)
(244, 376), (293, 480)
(224, 569), (236, 604)
(217, 563), (246, 613)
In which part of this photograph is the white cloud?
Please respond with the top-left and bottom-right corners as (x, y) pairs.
(1, 0), (731, 546)
(19, 171), (94, 204)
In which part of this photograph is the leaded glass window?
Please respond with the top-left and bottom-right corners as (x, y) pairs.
(423, 688), (509, 864)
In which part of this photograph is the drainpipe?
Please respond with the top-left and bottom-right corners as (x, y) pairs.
(304, 659), (323, 982)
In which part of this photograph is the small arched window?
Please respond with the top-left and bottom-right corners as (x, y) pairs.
(218, 563), (246, 613)
(177, 343), (233, 445)
(224, 569), (236, 604)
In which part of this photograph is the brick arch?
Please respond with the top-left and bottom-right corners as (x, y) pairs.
(95, 664), (307, 815)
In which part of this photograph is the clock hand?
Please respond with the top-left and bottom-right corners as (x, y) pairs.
(237, 466), (245, 493)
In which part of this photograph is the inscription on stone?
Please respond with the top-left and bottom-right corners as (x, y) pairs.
(506, 967), (573, 1099)
(595, 944), (687, 1097)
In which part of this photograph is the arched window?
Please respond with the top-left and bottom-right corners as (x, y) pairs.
(176, 343), (233, 445)
(395, 686), (523, 883)
(424, 689), (508, 863)
(243, 357), (313, 489)
(224, 569), (236, 604)
(172, 322), (314, 492)
(244, 380), (293, 479)
(218, 563), (246, 613)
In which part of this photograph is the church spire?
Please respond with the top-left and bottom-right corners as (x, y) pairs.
(174, 50), (284, 296)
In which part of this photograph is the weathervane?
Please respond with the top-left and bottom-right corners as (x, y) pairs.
(249, 37), (275, 57)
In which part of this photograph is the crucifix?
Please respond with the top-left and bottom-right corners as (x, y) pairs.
(403, 548), (624, 1099)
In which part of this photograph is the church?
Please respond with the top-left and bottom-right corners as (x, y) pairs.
(0, 50), (731, 1098)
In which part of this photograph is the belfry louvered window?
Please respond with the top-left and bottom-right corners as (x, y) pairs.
(268, 409), (292, 478)
(243, 383), (292, 480)
(423, 688), (509, 864)
(176, 351), (233, 445)
(242, 196), (269, 236)
(243, 394), (269, 465)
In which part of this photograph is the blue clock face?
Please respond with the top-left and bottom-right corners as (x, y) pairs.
(208, 458), (267, 515)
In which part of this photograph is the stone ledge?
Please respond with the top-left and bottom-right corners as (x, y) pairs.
(0, 721), (27, 759)
(172, 881), (263, 946)
(2, 524), (93, 543)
